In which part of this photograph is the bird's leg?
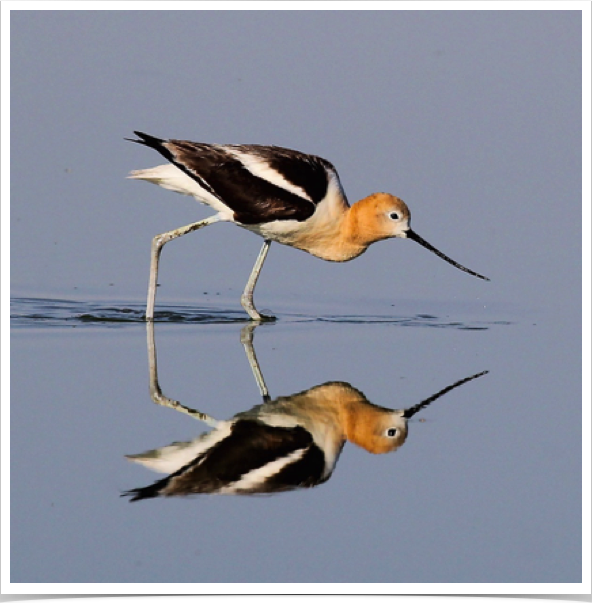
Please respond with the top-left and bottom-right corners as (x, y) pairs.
(240, 323), (271, 402)
(146, 215), (220, 321)
(146, 321), (219, 426)
(241, 239), (274, 321)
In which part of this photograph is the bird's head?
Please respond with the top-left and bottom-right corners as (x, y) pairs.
(356, 192), (489, 281)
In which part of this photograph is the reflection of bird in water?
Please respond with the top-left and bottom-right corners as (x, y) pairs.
(128, 131), (489, 321)
(123, 373), (487, 501)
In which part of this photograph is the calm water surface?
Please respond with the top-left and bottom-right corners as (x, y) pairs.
(10, 295), (581, 583)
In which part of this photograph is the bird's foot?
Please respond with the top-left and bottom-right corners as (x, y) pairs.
(241, 295), (276, 323)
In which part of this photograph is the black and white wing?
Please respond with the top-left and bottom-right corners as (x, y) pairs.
(128, 131), (348, 225)
(123, 419), (328, 501)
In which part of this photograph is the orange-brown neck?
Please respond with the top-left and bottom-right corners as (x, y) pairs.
(267, 381), (407, 455)
(277, 204), (367, 262)
(283, 192), (410, 262)
(342, 195), (388, 245)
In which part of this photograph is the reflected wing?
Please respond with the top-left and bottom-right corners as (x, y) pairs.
(123, 419), (327, 501)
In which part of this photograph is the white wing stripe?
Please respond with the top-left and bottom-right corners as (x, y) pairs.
(219, 447), (306, 493)
(226, 149), (313, 202)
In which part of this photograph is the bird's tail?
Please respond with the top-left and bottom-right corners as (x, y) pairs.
(127, 164), (196, 196)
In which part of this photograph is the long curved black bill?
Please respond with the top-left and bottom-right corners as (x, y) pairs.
(402, 370), (489, 419)
(406, 229), (490, 281)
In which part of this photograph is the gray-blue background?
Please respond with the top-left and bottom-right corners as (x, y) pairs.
(10, 10), (583, 585)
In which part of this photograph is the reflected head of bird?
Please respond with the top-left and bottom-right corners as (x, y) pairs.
(341, 401), (409, 454)
(296, 381), (410, 454)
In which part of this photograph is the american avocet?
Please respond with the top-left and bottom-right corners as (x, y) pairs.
(123, 372), (488, 500)
(122, 324), (488, 500)
(128, 131), (489, 321)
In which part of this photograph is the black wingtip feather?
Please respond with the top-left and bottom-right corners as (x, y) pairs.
(121, 472), (173, 502)
(126, 131), (178, 166)
(125, 131), (166, 148)
(121, 484), (164, 503)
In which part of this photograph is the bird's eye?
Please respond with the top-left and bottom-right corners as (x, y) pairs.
(386, 428), (397, 438)
(389, 212), (400, 220)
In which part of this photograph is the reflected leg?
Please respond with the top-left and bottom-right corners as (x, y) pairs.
(146, 321), (219, 426)
(240, 322), (270, 402)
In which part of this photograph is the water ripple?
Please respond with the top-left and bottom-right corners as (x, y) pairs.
(10, 297), (245, 327)
(10, 297), (511, 330)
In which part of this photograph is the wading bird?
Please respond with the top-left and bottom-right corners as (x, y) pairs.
(128, 132), (489, 321)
